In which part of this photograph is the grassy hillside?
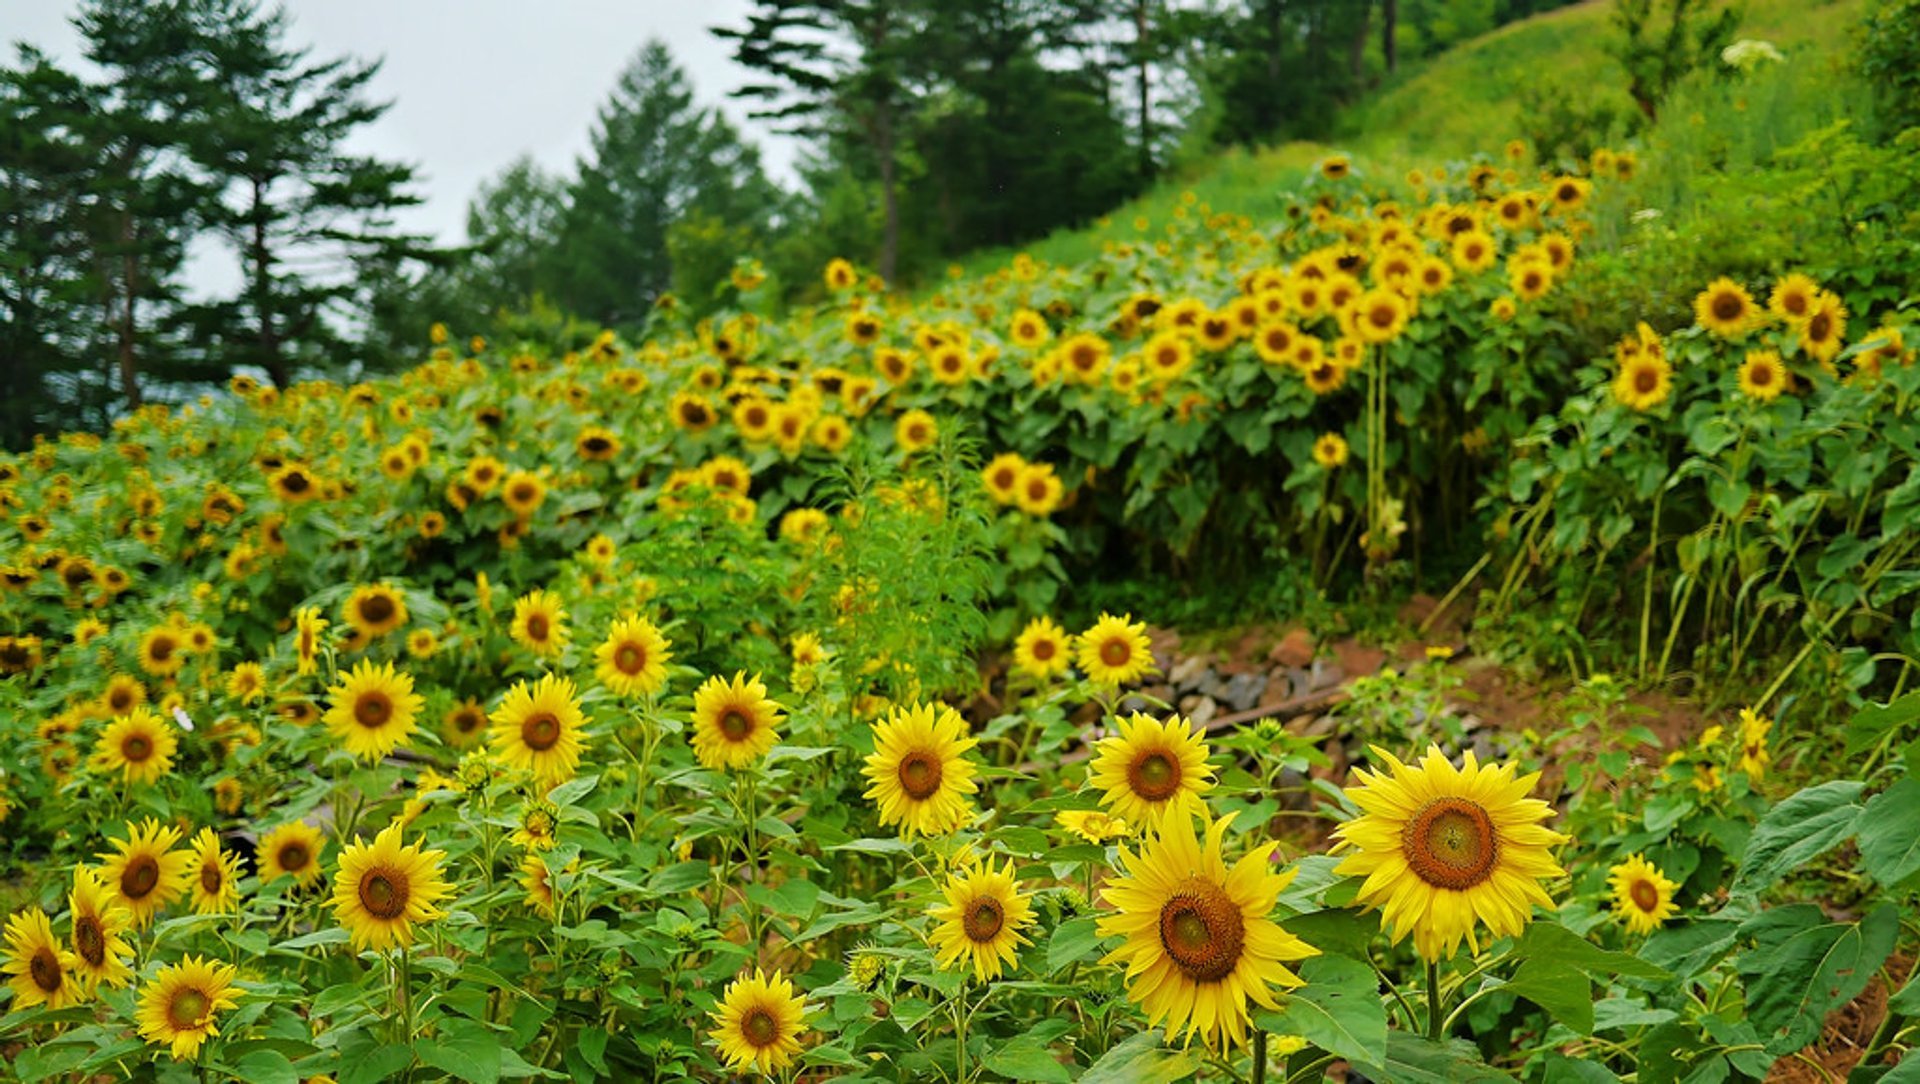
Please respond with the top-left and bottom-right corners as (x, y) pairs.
(951, 0), (1865, 278)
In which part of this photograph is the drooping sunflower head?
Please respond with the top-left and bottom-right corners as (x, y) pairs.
(489, 673), (588, 787)
(329, 822), (452, 952)
(519, 854), (557, 918)
(1608, 853), (1679, 935)
(509, 589), (570, 658)
(97, 818), (191, 927)
(1332, 745), (1568, 962)
(293, 606), (329, 676)
(594, 615), (673, 698)
(344, 583), (408, 639)
(690, 671), (785, 771)
(91, 706), (177, 786)
(1012, 615), (1072, 680)
(1098, 810), (1318, 1050)
(259, 820), (328, 887)
(1736, 706), (1772, 779)
(187, 828), (242, 915)
(930, 856), (1036, 982)
(861, 701), (980, 839)
(3, 907), (82, 1011)
(1088, 712), (1217, 830)
(1693, 277), (1756, 338)
(1055, 808), (1131, 844)
(322, 659), (424, 762)
(1075, 612), (1156, 687)
(708, 967), (809, 1076)
(68, 865), (134, 991)
(134, 955), (241, 1060)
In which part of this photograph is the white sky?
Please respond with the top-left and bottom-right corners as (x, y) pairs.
(0, 0), (803, 249)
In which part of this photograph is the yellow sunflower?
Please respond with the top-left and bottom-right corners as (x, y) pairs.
(258, 821), (328, 887)
(1313, 432), (1350, 468)
(690, 671), (785, 770)
(861, 702), (980, 838)
(100, 673), (145, 717)
(1075, 612), (1156, 686)
(1351, 288), (1410, 344)
(323, 659), (423, 762)
(930, 856), (1036, 982)
(1738, 350), (1788, 403)
(500, 470), (548, 517)
(1693, 277), (1756, 338)
(3, 907), (82, 1010)
(981, 453), (1027, 505)
(226, 662), (265, 703)
(68, 866), (135, 991)
(519, 854), (557, 918)
(293, 606), (329, 676)
(594, 615), (673, 698)
(138, 625), (187, 677)
(709, 968), (809, 1075)
(135, 955), (241, 1060)
(489, 673), (588, 787)
(97, 818), (192, 927)
(1332, 745), (1567, 961)
(509, 589), (570, 658)
(90, 706), (177, 786)
(1799, 291), (1848, 364)
(187, 828), (242, 915)
(1737, 706), (1772, 779)
(1608, 854), (1680, 935)
(1098, 810), (1318, 1049)
(330, 822), (452, 952)
(1055, 809), (1131, 844)
(1088, 712), (1217, 830)
(1613, 354), (1672, 412)
(1012, 615), (1072, 680)
(1013, 463), (1064, 517)
(344, 583), (408, 639)
(895, 409), (938, 455)
(1768, 273), (1820, 325)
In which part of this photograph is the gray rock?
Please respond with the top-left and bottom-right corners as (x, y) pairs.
(1220, 673), (1268, 712)
(1188, 696), (1219, 728)
(1167, 654), (1211, 690)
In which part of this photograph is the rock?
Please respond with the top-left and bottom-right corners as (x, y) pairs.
(1188, 696), (1219, 728)
(1167, 654), (1212, 690)
(1220, 672), (1268, 712)
(1196, 670), (1230, 700)
(1269, 627), (1315, 668)
(1297, 713), (1338, 739)
(1257, 671), (1295, 710)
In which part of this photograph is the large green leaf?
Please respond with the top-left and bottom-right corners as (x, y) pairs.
(1253, 955), (1388, 1068)
(1046, 916), (1104, 973)
(981, 1036), (1073, 1082)
(1845, 691), (1920, 756)
(1739, 902), (1899, 1055)
(1503, 955), (1596, 1034)
(1514, 920), (1671, 981)
(1858, 778), (1920, 887)
(1731, 780), (1864, 897)
(1352, 1034), (1506, 1083)
(1640, 918), (1741, 982)
(1078, 1030), (1196, 1084)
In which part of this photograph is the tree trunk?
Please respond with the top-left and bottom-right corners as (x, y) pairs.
(1383, 0), (1398, 74)
(249, 177), (289, 388)
(1349, 0), (1372, 87)
(117, 208), (142, 409)
(1134, 0), (1152, 181)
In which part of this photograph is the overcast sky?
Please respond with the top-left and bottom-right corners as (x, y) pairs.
(0, 0), (803, 247)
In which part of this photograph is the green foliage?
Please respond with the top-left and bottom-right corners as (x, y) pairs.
(1607, 0), (1743, 121)
(1857, 0), (1920, 135)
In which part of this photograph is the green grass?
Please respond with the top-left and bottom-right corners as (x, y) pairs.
(942, 0), (1866, 283)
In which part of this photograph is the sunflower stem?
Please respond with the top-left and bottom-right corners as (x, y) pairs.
(1425, 960), (1445, 1041)
(1251, 1029), (1268, 1084)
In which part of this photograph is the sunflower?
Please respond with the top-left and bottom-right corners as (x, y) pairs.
(293, 606), (329, 676)
(323, 659), (423, 762)
(1098, 810), (1317, 1049)
(930, 857), (1036, 981)
(575, 425), (620, 461)
(1613, 354), (1672, 412)
(1608, 854), (1679, 935)
(259, 821), (328, 887)
(519, 854), (557, 918)
(1012, 615), (1072, 680)
(330, 822), (452, 951)
(709, 968), (809, 1075)
(1352, 288), (1410, 344)
(1769, 273), (1820, 325)
(463, 455), (506, 493)
(91, 706), (177, 786)
(1450, 230), (1497, 273)
(4, 908), (81, 1010)
(187, 829), (242, 915)
(484, 675), (583, 787)
(594, 615), (673, 698)
(1075, 612), (1155, 686)
(1798, 291), (1847, 364)
(981, 453), (1027, 505)
(344, 583), (408, 639)
(1055, 809), (1131, 844)
(1737, 706), (1771, 779)
(670, 392), (718, 433)
(500, 470), (548, 517)
(1088, 712), (1217, 830)
(68, 866), (135, 991)
(1738, 350), (1788, 402)
(100, 674), (145, 717)
(1313, 432), (1350, 468)
(690, 671), (785, 770)
(1332, 745), (1567, 961)
(226, 662), (265, 703)
(1303, 359), (1346, 395)
(1509, 259), (1552, 302)
(1693, 277), (1756, 338)
(1010, 309), (1051, 348)
(138, 625), (187, 677)
(862, 702), (980, 838)
(1014, 463), (1064, 517)
(135, 955), (241, 1059)
(895, 409), (938, 455)
(98, 818), (192, 927)
(509, 589), (570, 658)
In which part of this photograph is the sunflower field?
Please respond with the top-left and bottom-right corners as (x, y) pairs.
(8, 49), (1920, 1082)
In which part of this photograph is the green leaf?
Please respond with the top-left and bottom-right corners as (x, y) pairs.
(1740, 902), (1900, 1055)
(339, 1043), (414, 1084)
(1503, 955), (1595, 1034)
(546, 773), (599, 806)
(1641, 919), (1742, 980)
(1253, 955), (1387, 1068)
(1858, 779), (1920, 887)
(1354, 1034), (1506, 1083)
(1731, 780), (1864, 897)
(1515, 921), (1671, 981)
(414, 1019), (504, 1084)
(1046, 916), (1104, 973)
(1078, 1029), (1197, 1083)
(227, 1050), (299, 1084)
(1541, 1053), (1623, 1083)
(1845, 691), (1920, 756)
(982, 1035), (1073, 1082)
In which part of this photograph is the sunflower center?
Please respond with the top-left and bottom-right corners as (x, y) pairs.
(719, 709), (753, 742)
(1712, 294), (1743, 321)
(74, 916), (105, 966)
(1634, 367), (1659, 394)
(511, 482), (537, 503)
(1099, 638), (1131, 667)
(1130, 751), (1182, 802)
(29, 947), (62, 993)
(1630, 878), (1660, 913)
(359, 595), (395, 624)
(359, 869), (409, 919)
(898, 751), (944, 800)
(283, 471), (310, 493)
(1158, 879), (1246, 982)
(525, 615), (549, 641)
(742, 1008), (780, 1048)
(168, 987), (210, 1029)
(1810, 312), (1831, 340)
(110, 690), (134, 713)
(123, 735), (152, 762)
(521, 713), (561, 752)
(615, 643), (645, 674)
(122, 855), (159, 899)
(1402, 797), (1499, 890)
(150, 637), (175, 662)
(1750, 364), (1773, 386)
(1369, 304), (1396, 327)
(1031, 639), (1056, 661)
(991, 467), (1016, 489)
(965, 897), (1006, 943)
(279, 843), (309, 872)
(355, 692), (393, 729)
(200, 860), (224, 894)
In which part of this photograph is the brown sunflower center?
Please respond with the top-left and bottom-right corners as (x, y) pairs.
(1634, 366), (1660, 394)
(615, 643), (645, 674)
(1369, 304), (1397, 327)
(964, 896), (1006, 943)
(278, 843), (310, 873)
(898, 751), (944, 800)
(74, 916), (105, 966)
(525, 615), (549, 641)
(168, 987), (210, 1029)
(1630, 878), (1660, 913)
(742, 1008), (780, 1047)
(991, 467), (1016, 489)
(355, 692), (393, 729)
(1712, 293), (1744, 322)
(359, 869), (409, 919)
(122, 734), (153, 762)
(1031, 639), (1056, 661)
(1809, 312), (1831, 341)
(29, 946), (63, 992)
(110, 690), (134, 713)
(510, 482), (537, 504)
(282, 470), (311, 493)
(1099, 638), (1131, 667)
(121, 855), (160, 899)
(521, 713), (561, 752)
(200, 860), (224, 895)
(359, 594), (395, 624)
(1750, 363), (1774, 386)
(1402, 797), (1499, 890)
(1158, 878), (1246, 982)
(1129, 751), (1182, 802)
(718, 709), (753, 742)
(149, 637), (175, 662)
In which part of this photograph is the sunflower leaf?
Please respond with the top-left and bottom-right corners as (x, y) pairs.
(1078, 1029), (1197, 1084)
(1731, 780), (1865, 898)
(1254, 954), (1388, 1068)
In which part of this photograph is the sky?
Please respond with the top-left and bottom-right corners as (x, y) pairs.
(0, 0), (804, 249)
